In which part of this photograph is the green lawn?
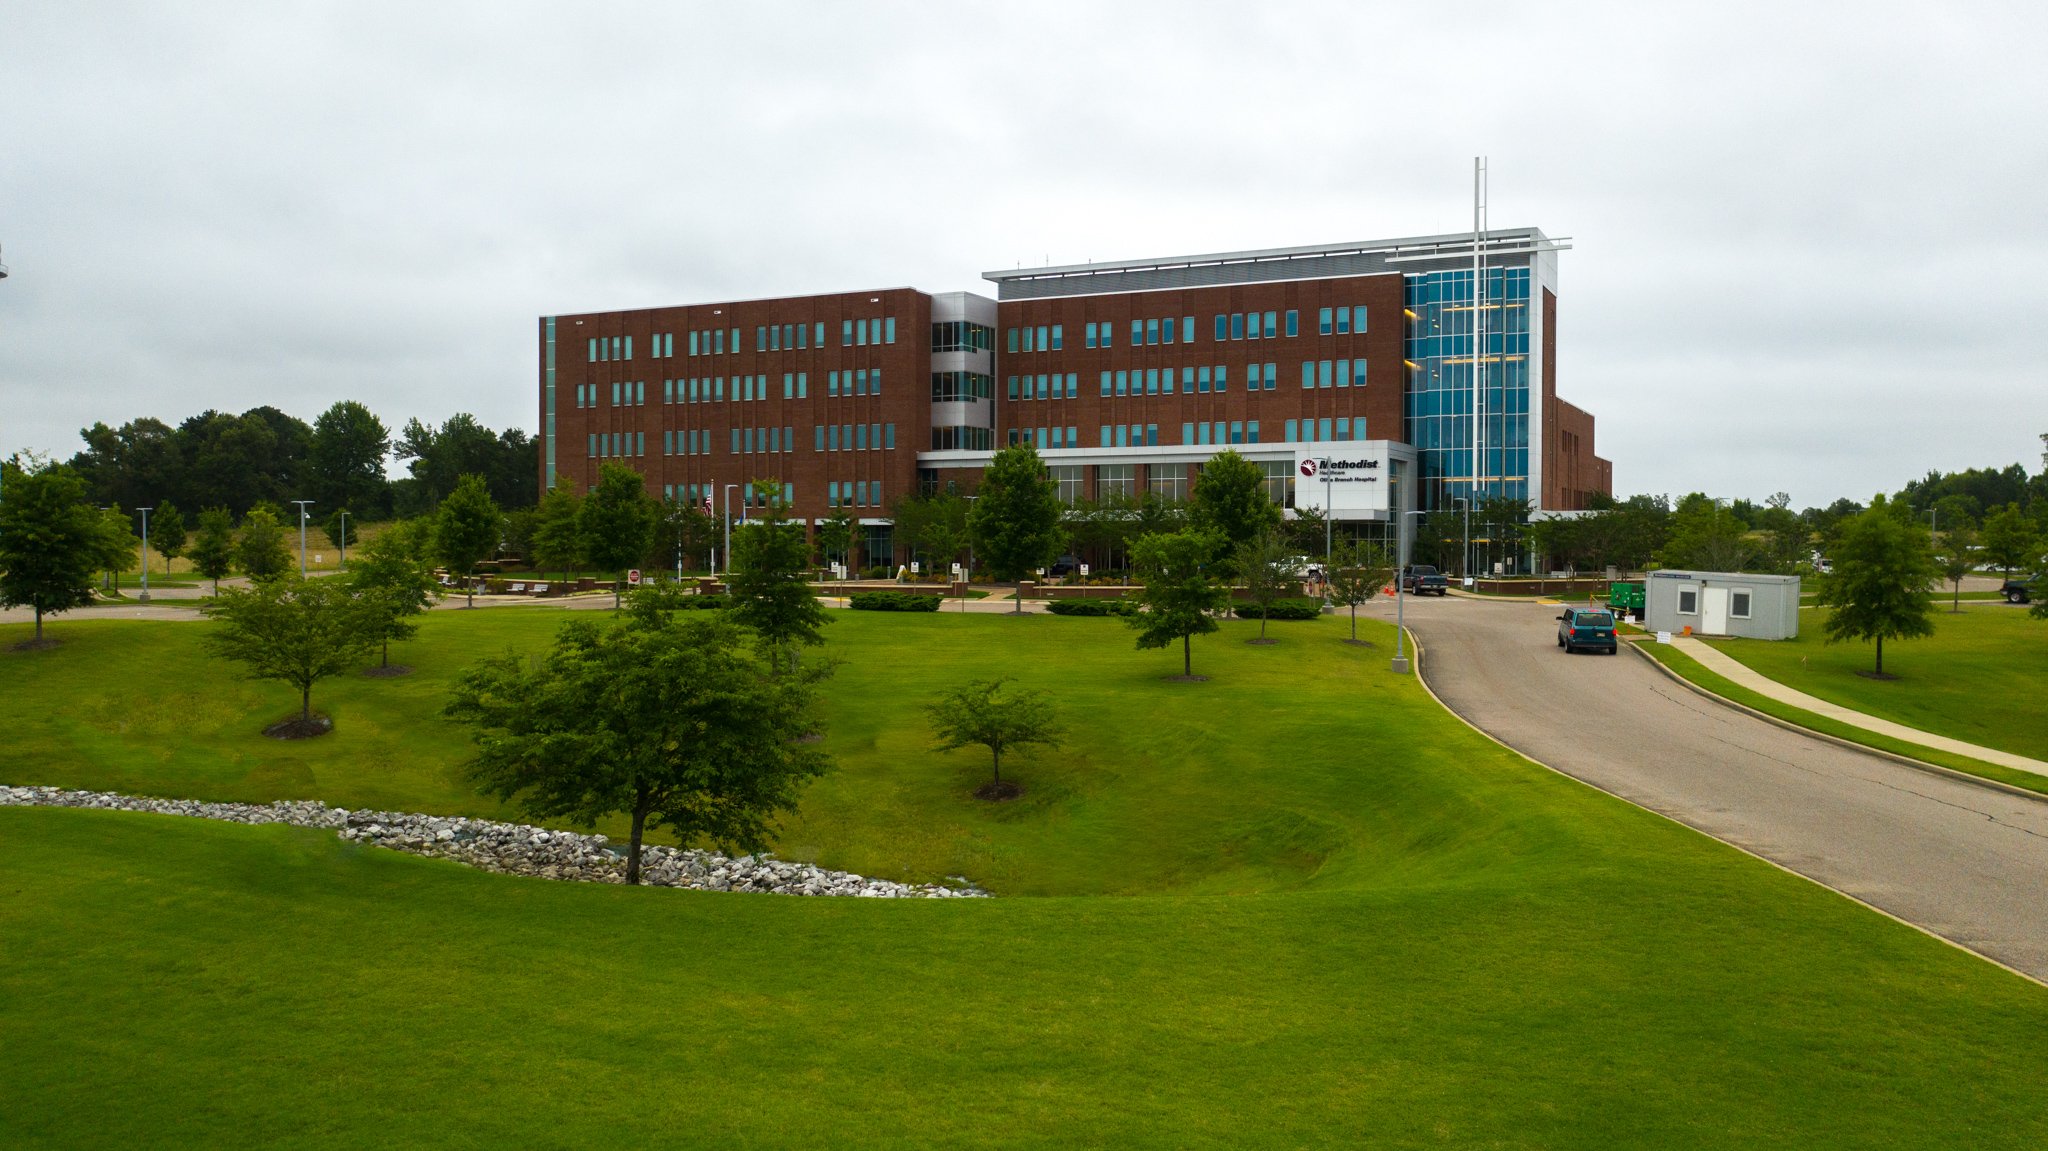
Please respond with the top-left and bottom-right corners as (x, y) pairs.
(3, 610), (2046, 1147)
(1703, 604), (2048, 763)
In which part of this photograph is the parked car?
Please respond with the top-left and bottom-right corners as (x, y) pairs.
(1049, 554), (1082, 577)
(1401, 564), (1449, 595)
(1287, 555), (1326, 580)
(1556, 605), (1618, 655)
(2003, 576), (2036, 605)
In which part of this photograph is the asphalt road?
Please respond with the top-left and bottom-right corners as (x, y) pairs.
(1393, 593), (2048, 983)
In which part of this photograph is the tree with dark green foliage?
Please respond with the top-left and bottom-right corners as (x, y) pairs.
(446, 610), (831, 884)
(150, 500), (187, 574)
(435, 473), (501, 608)
(322, 509), (358, 554)
(1936, 524), (1977, 614)
(188, 507), (238, 595)
(1128, 529), (1231, 679)
(815, 508), (856, 570)
(529, 486), (585, 582)
(926, 678), (1063, 793)
(967, 442), (1065, 613)
(202, 575), (381, 733)
(1817, 495), (1939, 678)
(1234, 528), (1300, 643)
(1284, 505), (1328, 559)
(235, 506), (294, 582)
(1980, 504), (2037, 579)
(348, 519), (442, 670)
(1327, 539), (1395, 643)
(0, 460), (107, 643)
(1189, 450), (1281, 569)
(1660, 493), (1750, 572)
(92, 506), (136, 591)
(577, 463), (659, 609)
(308, 400), (391, 516)
(727, 480), (830, 673)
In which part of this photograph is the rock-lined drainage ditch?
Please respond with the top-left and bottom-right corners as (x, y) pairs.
(0, 785), (987, 899)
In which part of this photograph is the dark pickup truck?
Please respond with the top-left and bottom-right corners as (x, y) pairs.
(1402, 565), (1450, 596)
(2003, 577), (2036, 605)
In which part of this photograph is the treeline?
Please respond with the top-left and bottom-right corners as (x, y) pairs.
(66, 403), (537, 532)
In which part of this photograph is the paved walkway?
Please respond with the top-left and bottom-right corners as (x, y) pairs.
(1667, 637), (2048, 779)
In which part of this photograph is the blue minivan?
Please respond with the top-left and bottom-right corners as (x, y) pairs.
(1556, 605), (1618, 655)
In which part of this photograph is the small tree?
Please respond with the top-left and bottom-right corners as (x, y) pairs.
(92, 506), (136, 593)
(529, 486), (585, 583)
(577, 462), (658, 609)
(926, 678), (1063, 795)
(1980, 503), (2037, 579)
(189, 507), (238, 595)
(967, 443), (1064, 613)
(203, 575), (380, 734)
(1327, 539), (1395, 644)
(435, 473), (501, 608)
(236, 506), (295, 582)
(0, 460), (106, 643)
(348, 519), (442, 670)
(1817, 496), (1938, 678)
(1234, 527), (1300, 642)
(815, 508), (856, 571)
(446, 611), (829, 885)
(151, 500), (187, 574)
(727, 480), (830, 673)
(1128, 529), (1231, 680)
(1936, 524), (1977, 614)
(1189, 449), (1282, 569)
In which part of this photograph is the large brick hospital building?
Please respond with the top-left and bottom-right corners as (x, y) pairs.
(537, 228), (1610, 562)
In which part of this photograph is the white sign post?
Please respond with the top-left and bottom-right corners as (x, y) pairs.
(627, 569), (642, 586)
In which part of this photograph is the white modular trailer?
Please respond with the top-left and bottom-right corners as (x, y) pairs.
(1643, 570), (1801, 640)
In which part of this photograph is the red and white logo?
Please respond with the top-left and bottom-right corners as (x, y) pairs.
(1298, 458), (1319, 478)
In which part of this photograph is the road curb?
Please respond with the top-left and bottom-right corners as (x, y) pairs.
(1624, 640), (2048, 805)
(1403, 630), (2048, 990)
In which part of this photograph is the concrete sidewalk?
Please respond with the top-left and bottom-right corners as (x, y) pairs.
(1667, 636), (2048, 779)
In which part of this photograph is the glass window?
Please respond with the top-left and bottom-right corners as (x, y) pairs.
(1116, 425), (1128, 448)
(1066, 373), (1078, 398)
(1100, 371), (1111, 397)
(1146, 369), (1159, 395)
(1131, 320), (1143, 345)
(815, 426), (825, 451)
(1230, 313), (1245, 340)
(1214, 314), (1228, 341)
(1335, 308), (1350, 335)
(1161, 317), (1175, 345)
(1146, 423), (1158, 446)
(886, 317), (897, 344)
(1215, 366), (1227, 392)
(1731, 590), (1753, 619)
(1678, 587), (1699, 615)
(1101, 322), (1112, 348)
(1037, 325), (1049, 351)
(1146, 318), (1160, 345)
(845, 320), (856, 347)
(1285, 310), (1299, 337)
(1319, 360), (1333, 388)
(1353, 306), (1367, 333)
(1198, 366), (1211, 393)
(1302, 361), (1314, 388)
(1230, 421), (1244, 445)
(1181, 422), (1194, 444)
(815, 322), (825, 346)
(1335, 418), (1350, 441)
(1197, 423), (1210, 446)
(1116, 370), (1128, 396)
(1247, 421), (1260, 444)
(798, 372), (807, 399)
(1263, 311), (1276, 338)
(1285, 419), (1299, 442)
(1037, 374), (1049, 400)
(1318, 307), (1333, 335)
(1085, 322), (1097, 349)
(1335, 359), (1349, 388)
(587, 433), (595, 456)
(1264, 362), (1278, 390)
(886, 424), (895, 450)
(1006, 327), (1019, 353)
(757, 326), (768, 351)
(1181, 316), (1194, 343)
(1100, 425), (1112, 447)
(1353, 361), (1368, 387)
(1318, 417), (1333, 441)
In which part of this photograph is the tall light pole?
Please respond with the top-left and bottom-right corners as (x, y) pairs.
(1453, 495), (1470, 586)
(722, 483), (739, 579)
(136, 506), (153, 603)
(337, 510), (349, 570)
(1392, 509), (1429, 675)
(291, 500), (314, 577)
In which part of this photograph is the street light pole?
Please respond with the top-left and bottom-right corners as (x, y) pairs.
(1393, 509), (1429, 674)
(136, 507), (153, 603)
(291, 500), (314, 577)
(722, 483), (739, 579)
(338, 510), (349, 570)
(1454, 496), (1470, 586)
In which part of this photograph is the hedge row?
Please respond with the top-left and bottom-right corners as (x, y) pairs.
(1045, 598), (1137, 617)
(1231, 597), (1324, 621)
(849, 591), (942, 612)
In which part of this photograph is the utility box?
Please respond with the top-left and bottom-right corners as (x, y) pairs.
(1643, 570), (1800, 640)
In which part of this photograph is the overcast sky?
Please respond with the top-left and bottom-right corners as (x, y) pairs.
(3, 1), (2043, 509)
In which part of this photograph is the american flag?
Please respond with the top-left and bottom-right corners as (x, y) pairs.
(701, 494), (713, 516)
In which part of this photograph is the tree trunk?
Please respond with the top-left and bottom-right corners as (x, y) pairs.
(1875, 634), (1884, 677)
(1259, 609), (1269, 641)
(1182, 633), (1192, 677)
(1350, 603), (1358, 641)
(35, 606), (44, 642)
(301, 684), (312, 723)
(625, 803), (649, 885)
(991, 745), (1001, 785)
(381, 637), (390, 668)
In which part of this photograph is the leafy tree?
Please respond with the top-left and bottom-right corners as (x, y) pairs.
(913, 491), (971, 574)
(576, 463), (658, 608)
(1980, 503), (2037, 578)
(926, 678), (1063, 791)
(322, 508), (358, 553)
(1284, 505), (1329, 559)
(69, 417), (181, 513)
(348, 519), (442, 669)
(150, 500), (187, 574)
(0, 460), (107, 643)
(1327, 539), (1395, 643)
(967, 443), (1064, 613)
(529, 486), (585, 582)
(202, 575), (380, 732)
(816, 508), (856, 570)
(435, 473), (501, 608)
(308, 400), (391, 516)
(396, 414), (536, 511)
(1189, 449), (1281, 568)
(235, 506), (294, 582)
(1936, 524), (1977, 614)
(446, 610), (830, 885)
(92, 506), (136, 590)
(1234, 528), (1301, 642)
(1661, 494), (1749, 572)
(188, 507), (238, 594)
(1816, 496), (1939, 678)
(1128, 529), (1231, 679)
(727, 481), (830, 673)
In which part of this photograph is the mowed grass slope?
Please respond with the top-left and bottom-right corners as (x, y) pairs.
(3, 610), (2047, 1147)
(1705, 604), (2048, 762)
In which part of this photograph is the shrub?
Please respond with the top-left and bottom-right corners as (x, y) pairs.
(849, 591), (942, 612)
(678, 593), (728, 610)
(1232, 596), (1322, 621)
(1046, 598), (1135, 617)
(861, 566), (894, 580)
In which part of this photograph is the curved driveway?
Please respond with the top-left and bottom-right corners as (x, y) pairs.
(1394, 594), (2048, 982)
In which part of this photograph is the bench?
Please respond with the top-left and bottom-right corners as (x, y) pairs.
(530, 583), (549, 596)
(509, 582), (527, 593)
